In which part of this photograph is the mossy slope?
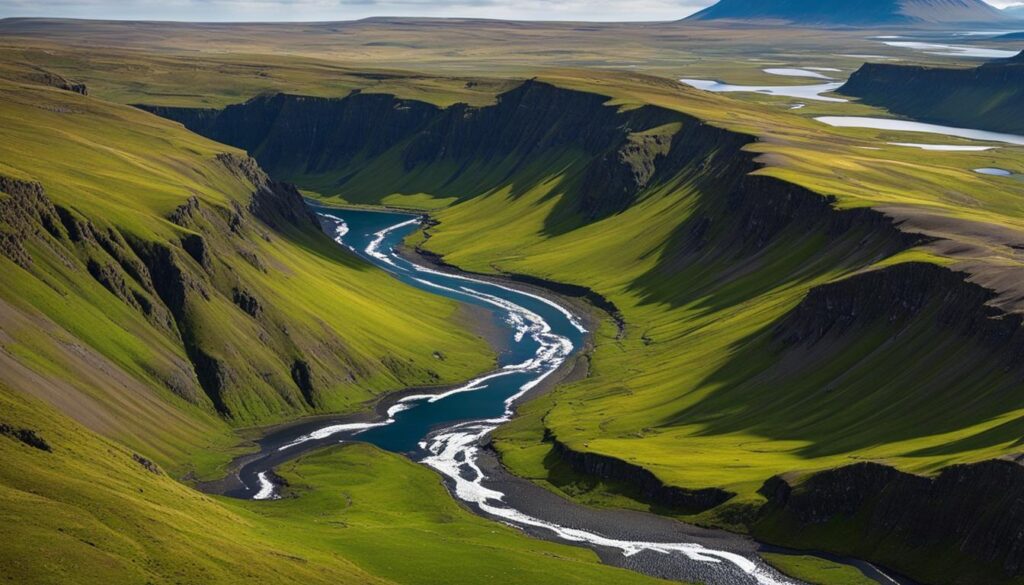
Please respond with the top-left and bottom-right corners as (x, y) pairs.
(0, 384), (667, 585)
(0, 78), (493, 478)
(154, 76), (1024, 583)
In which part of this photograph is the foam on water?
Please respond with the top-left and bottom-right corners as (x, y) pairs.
(253, 472), (280, 500)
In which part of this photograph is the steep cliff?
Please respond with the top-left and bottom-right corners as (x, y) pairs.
(757, 460), (1024, 585)
(0, 81), (493, 476)
(141, 82), (718, 227)
(143, 78), (1024, 585)
(840, 55), (1024, 134)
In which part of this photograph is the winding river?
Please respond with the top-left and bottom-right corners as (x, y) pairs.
(224, 206), (915, 585)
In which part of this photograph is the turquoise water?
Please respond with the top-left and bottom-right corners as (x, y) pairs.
(286, 205), (586, 454)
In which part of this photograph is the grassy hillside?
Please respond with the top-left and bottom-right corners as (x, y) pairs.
(165, 69), (1024, 497)
(149, 67), (1024, 582)
(5, 22), (1024, 584)
(0, 384), (667, 585)
(0, 77), (495, 480)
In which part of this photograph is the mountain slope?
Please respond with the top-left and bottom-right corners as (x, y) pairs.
(687, 0), (1010, 25)
(0, 78), (494, 478)
(0, 381), (663, 585)
(0, 74), (677, 585)
(839, 51), (1024, 134)
(147, 77), (1024, 584)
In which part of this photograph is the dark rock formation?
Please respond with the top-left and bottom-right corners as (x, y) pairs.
(0, 423), (52, 452)
(757, 460), (1024, 585)
(840, 56), (1024, 135)
(132, 453), (161, 474)
(216, 153), (319, 230)
(290, 359), (315, 407)
(26, 66), (87, 95)
(0, 176), (68, 269)
(141, 82), (701, 225)
(231, 287), (262, 317)
(550, 435), (734, 514)
(776, 261), (1024, 356)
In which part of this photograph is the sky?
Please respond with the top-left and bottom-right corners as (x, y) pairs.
(0, 0), (1020, 23)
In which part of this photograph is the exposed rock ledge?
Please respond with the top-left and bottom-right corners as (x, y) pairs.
(757, 459), (1024, 585)
(549, 433), (735, 514)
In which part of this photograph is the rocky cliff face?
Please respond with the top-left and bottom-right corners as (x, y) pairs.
(142, 82), (712, 226)
(144, 79), (1024, 583)
(840, 57), (1024, 134)
(0, 153), (382, 421)
(758, 460), (1024, 585)
(775, 261), (1024, 352)
(550, 435), (734, 513)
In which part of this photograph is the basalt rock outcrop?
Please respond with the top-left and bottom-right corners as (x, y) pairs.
(141, 82), (726, 227)
(840, 55), (1024, 134)
(0, 153), (381, 421)
(550, 435), (734, 513)
(142, 79), (1024, 584)
(757, 460), (1024, 585)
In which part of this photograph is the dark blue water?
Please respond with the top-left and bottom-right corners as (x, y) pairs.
(232, 206), (910, 585)
(292, 205), (586, 454)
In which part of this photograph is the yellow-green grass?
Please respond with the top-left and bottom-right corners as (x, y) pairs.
(0, 78), (494, 478)
(0, 385), (670, 585)
(5, 27), (1024, 576)
(0, 18), (996, 90)
(762, 554), (877, 585)
(43, 42), (1020, 509)
(272, 69), (1024, 513)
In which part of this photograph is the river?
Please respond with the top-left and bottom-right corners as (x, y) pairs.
(223, 205), (916, 585)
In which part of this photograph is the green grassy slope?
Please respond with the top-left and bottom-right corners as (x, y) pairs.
(0, 77), (494, 479)
(5, 27), (1024, 583)
(0, 384), (668, 585)
(154, 68), (1024, 582)
(145, 69), (1024, 503)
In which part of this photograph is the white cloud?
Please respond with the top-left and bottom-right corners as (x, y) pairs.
(1, 0), (715, 21)
(0, 0), (1015, 22)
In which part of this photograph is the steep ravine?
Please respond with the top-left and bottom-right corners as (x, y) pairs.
(141, 81), (1024, 585)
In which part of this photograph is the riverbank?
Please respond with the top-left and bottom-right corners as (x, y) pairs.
(197, 206), (920, 585)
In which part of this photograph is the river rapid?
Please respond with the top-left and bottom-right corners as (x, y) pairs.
(227, 206), (914, 585)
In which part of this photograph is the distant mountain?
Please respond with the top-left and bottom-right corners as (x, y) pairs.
(1004, 4), (1024, 18)
(687, 0), (1011, 25)
(839, 51), (1024, 134)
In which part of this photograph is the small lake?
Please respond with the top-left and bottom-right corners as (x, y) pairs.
(815, 116), (1024, 146)
(881, 41), (1019, 59)
(763, 68), (834, 79)
(681, 78), (847, 102)
(975, 167), (1013, 176)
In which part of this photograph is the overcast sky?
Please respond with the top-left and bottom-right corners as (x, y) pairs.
(0, 0), (1020, 23)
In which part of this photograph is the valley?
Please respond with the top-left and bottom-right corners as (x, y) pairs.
(1, 4), (1024, 585)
